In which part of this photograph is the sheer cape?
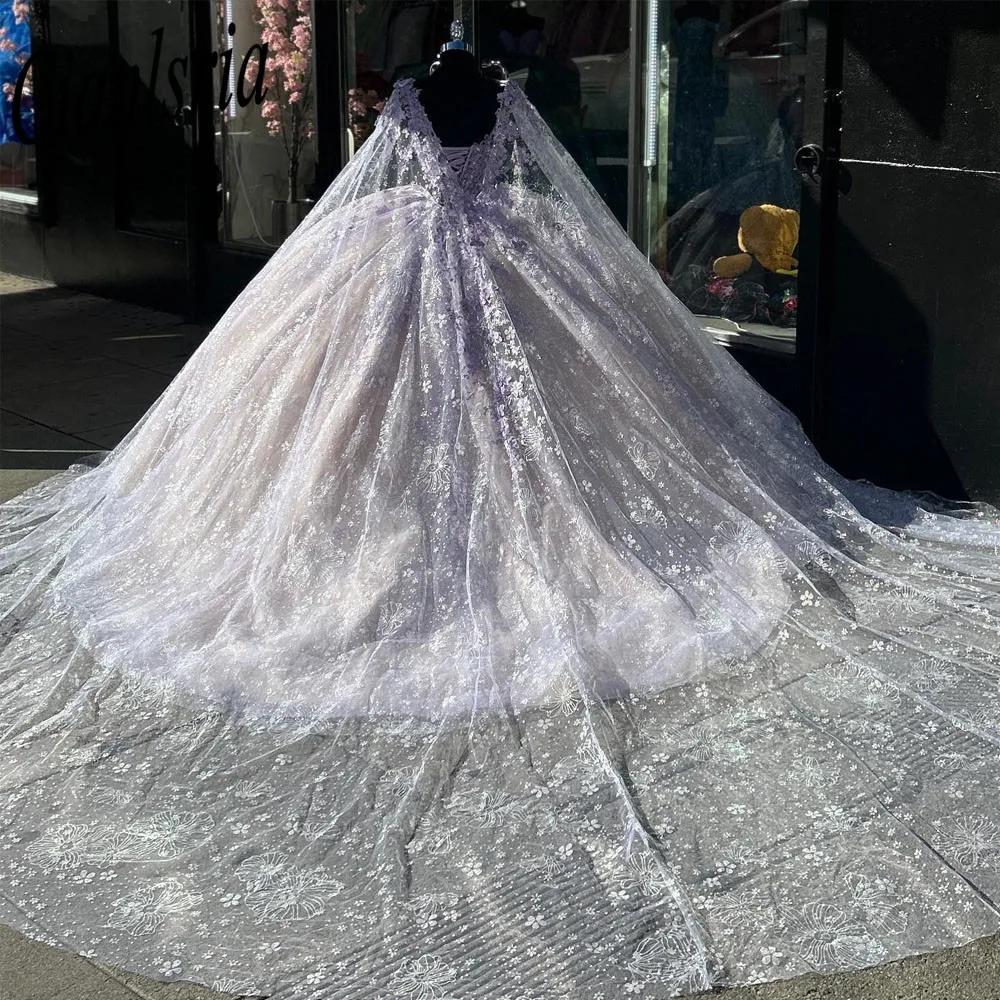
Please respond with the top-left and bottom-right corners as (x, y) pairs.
(1, 76), (999, 997)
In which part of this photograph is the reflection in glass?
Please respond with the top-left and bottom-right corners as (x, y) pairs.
(215, 0), (318, 248)
(480, 0), (632, 229)
(644, 0), (806, 351)
(342, 1), (631, 228)
(341, 0), (448, 156)
(114, 0), (191, 238)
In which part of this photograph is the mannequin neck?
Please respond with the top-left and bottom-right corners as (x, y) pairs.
(429, 49), (480, 83)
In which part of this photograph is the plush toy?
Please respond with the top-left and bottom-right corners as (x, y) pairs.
(712, 204), (799, 279)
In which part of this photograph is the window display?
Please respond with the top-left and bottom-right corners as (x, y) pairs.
(0, 0), (37, 208)
(644, 0), (807, 351)
(343, 1), (632, 228)
(479, 0), (632, 229)
(214, 0), (318, 248)
(341, 0), (447, 155)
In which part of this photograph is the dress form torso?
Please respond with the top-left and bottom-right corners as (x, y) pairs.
(413, 49), (502, 151)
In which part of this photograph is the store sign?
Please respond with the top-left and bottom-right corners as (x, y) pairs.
(10, 23), (268, 145)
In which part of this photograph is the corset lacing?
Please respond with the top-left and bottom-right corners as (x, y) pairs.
(441, 145), (472, 174)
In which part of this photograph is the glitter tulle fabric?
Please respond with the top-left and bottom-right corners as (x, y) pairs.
(2, 78), (1000, 997)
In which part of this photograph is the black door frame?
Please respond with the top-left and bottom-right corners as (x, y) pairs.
(104, 0), (219, 319)
(186, 0), (218, 318)
(312, 0), (348, 197)
(795, 0), (843, 442)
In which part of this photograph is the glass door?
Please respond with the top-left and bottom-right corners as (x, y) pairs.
(213, 0), (320, 250)
(331, 0), (830, 422)
(638, 0), (809, 356)
(108, 0), (221, 316)
(340, 0), (452, 156)
(110, 0), (194, 239)
(339, 0), (632, 229)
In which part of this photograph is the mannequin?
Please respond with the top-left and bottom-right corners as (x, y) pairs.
(414, 46), (502, 147)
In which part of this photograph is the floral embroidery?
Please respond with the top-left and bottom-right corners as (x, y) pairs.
(624, 930), (706, 990)
(784, 903), (884, 971)
(389, 955), (458, 1000)
(107, 881), (202, 937)
(932, 817), (1000, 870)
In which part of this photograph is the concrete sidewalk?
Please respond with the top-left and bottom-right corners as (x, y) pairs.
(1, 906), (997, 1000)
(0, 273), (207, 470)
(1, 280), (998, 998)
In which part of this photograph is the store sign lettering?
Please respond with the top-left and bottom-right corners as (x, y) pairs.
(11, 53), (31, 143)
(11, 22), (267, 145)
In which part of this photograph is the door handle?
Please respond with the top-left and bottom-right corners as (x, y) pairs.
(794, 143), (824, 180)
(173, 104), (194, 129)
(794, 143), (853, 194)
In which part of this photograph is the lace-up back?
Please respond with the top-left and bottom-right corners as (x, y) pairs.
(390, 76), (519, 193)
(440, 146), (473, 174)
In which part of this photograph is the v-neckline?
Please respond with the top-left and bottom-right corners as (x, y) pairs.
(395, 77), (515, 182)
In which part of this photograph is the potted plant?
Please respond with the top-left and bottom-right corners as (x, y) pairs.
(254, 0), (314, 241)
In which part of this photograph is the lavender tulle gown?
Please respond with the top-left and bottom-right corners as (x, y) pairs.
(2, 77), (1000, 998)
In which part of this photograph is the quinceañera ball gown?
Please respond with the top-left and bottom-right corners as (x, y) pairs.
(2, 77), (1000, 998)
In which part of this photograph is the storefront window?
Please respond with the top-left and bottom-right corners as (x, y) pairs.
(215, 0), (318, 249)
(114, 0), (191, 238)
(0, 0), (36, 208)
(480, 0), (632, 229)
(335, 0), (804, 352)
(341, 0), (631, 231)
(341, 0), (448, 154)
(642, 0), (807, 352)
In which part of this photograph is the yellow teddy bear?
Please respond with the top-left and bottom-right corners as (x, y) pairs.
(712, 204), (799, 279)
